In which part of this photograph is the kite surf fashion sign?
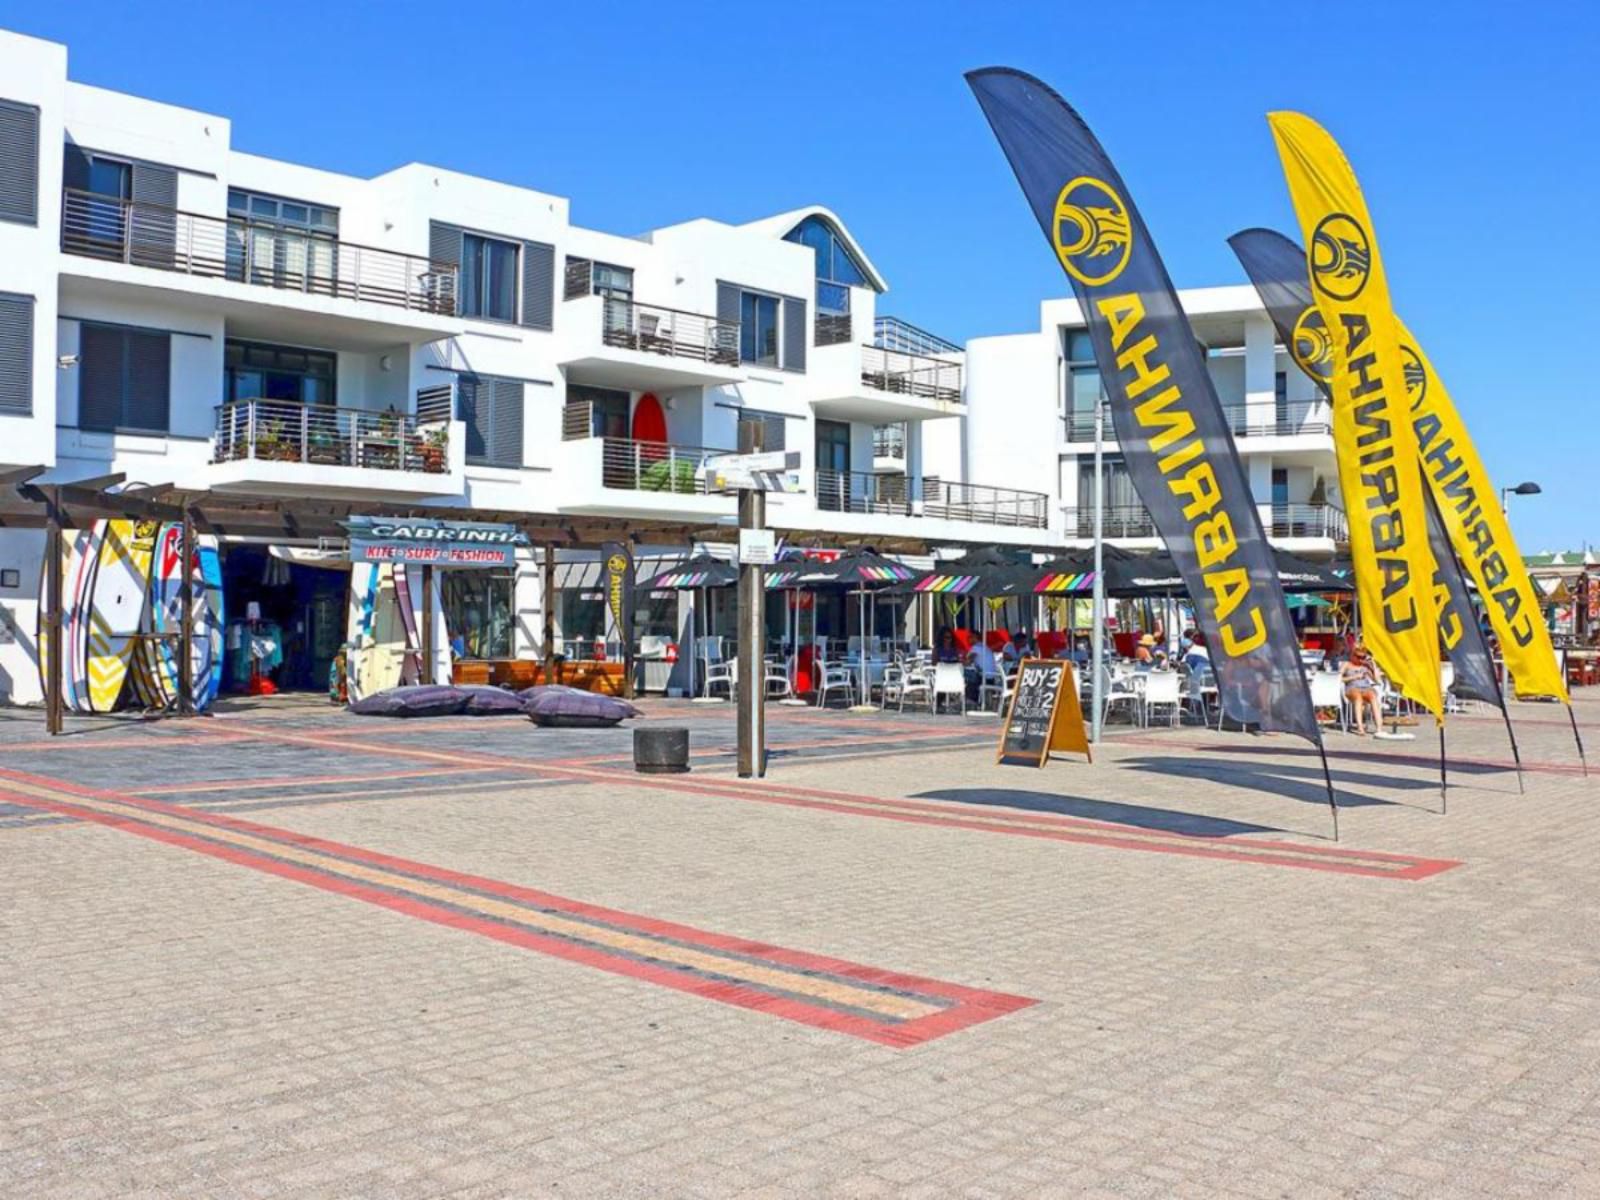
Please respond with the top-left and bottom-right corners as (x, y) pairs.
(966, 67), (1320, 746)
(344, 518), (530, 567)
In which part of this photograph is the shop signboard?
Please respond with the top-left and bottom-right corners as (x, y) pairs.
(344, 517), (529, 568)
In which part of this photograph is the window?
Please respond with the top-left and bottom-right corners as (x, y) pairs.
(1271, 467), (1290, 508)
(225, 340), (337, 406)
(442, 571), (514, 659)
(1075, 455), (1140, 509)
(591, 263), (633, 299)
(816, 418), (851, 473)
(0, 292), (33, 414)
(458, 375), (524, 467)
(784, 215), (869, 289)
(1065, 329), (1102, 438)
(740, 290), (779, 366)
(79, 323), (170, 433)
(0, 98), (39, 225)
(560, 587), (608, 649)
(1274, 370), (1289, 429)
(225, 188), (339, 291)
(571, 384), (629, 439)
(460, 233), (519, 322)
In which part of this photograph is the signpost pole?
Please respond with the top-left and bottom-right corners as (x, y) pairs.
(542, 542), (557, 686)
(1090, 399), (1106, 745)
(736, 420), (766, 779)
(44, 486), (63, 737)
(179, 509), (195, 715)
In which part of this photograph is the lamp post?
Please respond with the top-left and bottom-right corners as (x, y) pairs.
(1500, 480), (1541, 515)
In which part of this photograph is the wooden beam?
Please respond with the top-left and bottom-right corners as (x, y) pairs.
(44, 486), (63, 736)
(61, 472), (126, 492)
(0, 465), (46, 489)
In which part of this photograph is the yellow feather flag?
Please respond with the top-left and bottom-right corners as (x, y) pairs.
(1269, 111), (1442, 719)
(1396, 322), (1569, 701)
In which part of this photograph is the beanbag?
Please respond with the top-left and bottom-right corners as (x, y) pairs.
(521, 685), (641, 728)
(348, 684), (469, 718)
(456, 685), (526, 716)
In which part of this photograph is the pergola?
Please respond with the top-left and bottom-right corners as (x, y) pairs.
(1, 466), (1058, 733)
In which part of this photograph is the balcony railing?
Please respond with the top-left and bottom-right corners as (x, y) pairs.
(62, 189), (458, 315)
(1268, 503), (1348, 541)
(860, 345), (962, 404)
(817, 470), (1048, 529)
(1063, 399), (1333, 442)
(213, 399), (450, 474)
(598, 297), (739, 365)
(873, 316), (961, 357)
(1063, 503), (1348, 542)
(600, 438), (730, 494)
(872, 423), (907, 461)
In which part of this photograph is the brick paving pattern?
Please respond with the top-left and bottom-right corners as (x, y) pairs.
(1, 693), (1597, 1197)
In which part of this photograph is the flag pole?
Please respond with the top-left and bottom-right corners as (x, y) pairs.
(1316, 738), (1339, 842)
(1569, 704), (1589, 777)
(1488, 665), (1525, 795)
(1438, 721), (1448, 815)
(1090, 397), (1105, 745)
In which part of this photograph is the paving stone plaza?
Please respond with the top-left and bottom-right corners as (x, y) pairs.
(3, 695), (1598, 1197)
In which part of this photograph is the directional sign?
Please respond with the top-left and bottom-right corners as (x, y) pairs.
(704, 450), (806, 494)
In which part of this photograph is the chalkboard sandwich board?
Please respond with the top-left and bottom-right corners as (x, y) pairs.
(998, 657), (1090, 767)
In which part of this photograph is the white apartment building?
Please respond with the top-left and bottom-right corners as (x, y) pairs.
(966, 287), (1346, 556)
(0, 29), (1052, 702)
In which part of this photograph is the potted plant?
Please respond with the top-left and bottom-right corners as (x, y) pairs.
(419, 425), (449, 473)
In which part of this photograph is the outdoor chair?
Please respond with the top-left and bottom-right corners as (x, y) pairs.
(897, 663), (933, 713)
(932, 662), (966, 715)
(816, 660), (856, 709)
(1308, 670), (1347, 732)
(1140, 670), (1182, 727)
(977, 666), (1007, 712)
(1185, 663), (1220, 727)
(764, 655), (792, 699)
(704, 656), (736, 700)
(1440, 662), (1463, 713)
(1100, 668), (1139, 725)
(881, 662), (907, 708)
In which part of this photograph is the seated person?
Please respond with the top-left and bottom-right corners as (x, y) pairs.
(934, 628), (963, 663)
(1001, 630), (1031, 666)
(1340, 644), (1382, 735)
(1183, 631), (1211, 673)
(1134, 634), (1156, 665)
(965, 638), (1000, 700)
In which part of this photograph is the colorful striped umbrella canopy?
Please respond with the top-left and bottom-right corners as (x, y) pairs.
(771, 550), (917, 589)
(636, 553), (739, 590)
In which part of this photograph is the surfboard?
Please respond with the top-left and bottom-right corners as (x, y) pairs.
(344, 562), (380, 702)
(194, 536), (224, 710)
(67, 523), (102, 712)
(85, 520), (157, 713)
(36, 526), (96, 712)
(393, 562), (422, 685)
(136, 523), (185, 710)
(363, 563), (407, 696)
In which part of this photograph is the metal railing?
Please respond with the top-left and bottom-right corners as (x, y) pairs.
(600, 438), (730, 494)
(1063, 399), (1333, 442)
(62, 189), (458, 315)
(212, 399), (450, 474)
(859, 344), (963, 404)
(817, 470), (1048, 529)
(1268, 503), (1348, 541)
(873, 315), (961, 356)
(1063, 503), (1348, 542)
(815, 312), (852, 347)
(598, 297), (739, 365)
(872, 423), (906, 461)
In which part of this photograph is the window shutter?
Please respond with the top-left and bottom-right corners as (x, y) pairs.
(716, 282), (739, 327)
(781, 295), (807, 372)
(519, 241), (554, 330)
(487, 378), (524, 467)
(564, 256), (592, 300)
(429, 221), (462, 267)
(0, 99), (39, 225)
(129, 162), (178, 268)
(79, 325), (124, 432)
(0, 292), (33, 414)
(123, 330), (171, 432)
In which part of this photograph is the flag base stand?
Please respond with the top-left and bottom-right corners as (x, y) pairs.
(847, 704), (879, 714)
(777, 698), (809, 707)
(691, 697), (726, 705)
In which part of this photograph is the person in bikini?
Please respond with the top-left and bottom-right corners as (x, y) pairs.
(1341, 643), (1381, 735)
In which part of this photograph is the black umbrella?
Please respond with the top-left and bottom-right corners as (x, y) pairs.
(886, 546), (1028, 597)
(635, 553), (738, 590)
(765, 551), (917, 705)
(1272, 549), (1353, 594)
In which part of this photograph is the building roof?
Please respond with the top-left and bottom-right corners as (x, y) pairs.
(739, 206), (889, 294)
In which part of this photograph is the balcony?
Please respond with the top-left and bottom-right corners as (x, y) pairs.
(62, 189), (458, 317)
(812, 344), (966, 424)
(207, 395), (463, 497)
(600, 437), (730, 494)
(1063, 503), (1348, 544)
(1063, 399), (1333, 443)
(816, 470), (1048, 529)
(558, 295), (744, 390)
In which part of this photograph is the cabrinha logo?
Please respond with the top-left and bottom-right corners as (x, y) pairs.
(1290, 306), (1335, 382)
(1309, 212), (1371, 300)
(1399, 344), (1428, 409)
(1051, 177), (1131, 287)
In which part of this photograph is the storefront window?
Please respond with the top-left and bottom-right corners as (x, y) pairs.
(560, 587), (607, 653)
(634, 590), (680, 640)
(442, 571), (514, 660)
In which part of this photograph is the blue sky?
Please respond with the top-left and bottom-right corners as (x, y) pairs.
(5, 0), (1594, 549)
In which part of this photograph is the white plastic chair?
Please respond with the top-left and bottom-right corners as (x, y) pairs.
(1100, 668), (1140, 725)
(1140, 671), (1182, 727)
(977, 665), (1007, 711)
(816, 660), (856, 709)
(932, 662), (966, 715)
(704, 656), (736, 700)
(897, 663), (933, 713)
(1308, 670), (1347, 732)
(764, 655), (792, 699)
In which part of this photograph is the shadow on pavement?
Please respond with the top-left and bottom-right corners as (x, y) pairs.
(1117, 755), (1428, 812)
(910, 787), (1282, 838)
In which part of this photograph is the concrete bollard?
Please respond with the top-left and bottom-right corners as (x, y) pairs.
(634, 726), (690, 774)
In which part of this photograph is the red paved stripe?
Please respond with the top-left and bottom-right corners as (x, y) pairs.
(0, 767), (1035, 1049)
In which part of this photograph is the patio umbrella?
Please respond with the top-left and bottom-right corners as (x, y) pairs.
(1272, 550), (1352, 594)
(1286, 593), (1334, 609)
(770, 550), (916, 707)
(635, 553), (738, 698)
(890, 546), (1027, 598)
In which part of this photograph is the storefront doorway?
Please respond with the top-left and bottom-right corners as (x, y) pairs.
(219, 545), (347, 692)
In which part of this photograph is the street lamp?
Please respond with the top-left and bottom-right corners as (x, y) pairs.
(1501, 480), (1541, 514)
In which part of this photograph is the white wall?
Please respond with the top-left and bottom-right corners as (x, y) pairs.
(965, 330), (1058, 533)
